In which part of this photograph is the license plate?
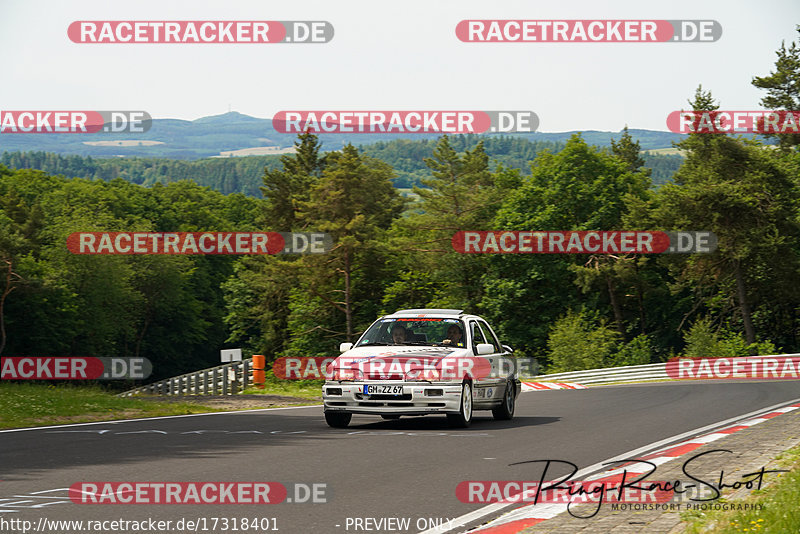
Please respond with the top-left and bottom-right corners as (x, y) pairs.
(363, 384), (403, 395)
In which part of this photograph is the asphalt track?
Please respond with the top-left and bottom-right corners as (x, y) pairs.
(1, 380), (799, 534)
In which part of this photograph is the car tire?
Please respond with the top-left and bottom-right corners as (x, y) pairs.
(325, 411), (352, 428)
(381, 415), (401, 420)
(492, 382), (515, 421)
(447, 382), (473, 428)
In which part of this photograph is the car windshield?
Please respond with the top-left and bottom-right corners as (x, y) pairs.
(355, 318), (467, 348)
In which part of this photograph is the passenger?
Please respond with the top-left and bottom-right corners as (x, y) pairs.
(443, 324), (464, 347)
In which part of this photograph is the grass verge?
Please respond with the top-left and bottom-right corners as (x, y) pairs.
(681, 444), (800, 533)
(0, 382), (223, 429)
(241, 374), (323, 399)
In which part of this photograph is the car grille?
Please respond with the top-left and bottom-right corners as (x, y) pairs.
(355, 393), (412, 401)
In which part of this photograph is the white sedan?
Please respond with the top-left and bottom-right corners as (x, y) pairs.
(323, 309), (519, 428)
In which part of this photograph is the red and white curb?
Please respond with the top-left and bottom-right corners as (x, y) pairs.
(465, 402), (800, 533)
(521, 382), (587, 391)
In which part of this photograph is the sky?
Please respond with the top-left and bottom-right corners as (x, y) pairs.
(1, 0), (798, 132)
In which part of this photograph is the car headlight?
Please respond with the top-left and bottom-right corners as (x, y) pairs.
(331, 367), (363, 381)
(405, 368), (441, 381)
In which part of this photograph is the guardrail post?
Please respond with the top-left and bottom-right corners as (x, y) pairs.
(212, 368), (218, 395)
(222, 367), (229, 396)
(242, 360), (250, 391)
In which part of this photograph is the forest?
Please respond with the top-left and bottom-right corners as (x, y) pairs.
(0, 119), (796, 383)
(0, 135), (683, 196)
(1, 30), (799, 383)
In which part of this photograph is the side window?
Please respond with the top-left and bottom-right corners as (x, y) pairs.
(470, 321), (487, 350)
(478, 321), (501, 353)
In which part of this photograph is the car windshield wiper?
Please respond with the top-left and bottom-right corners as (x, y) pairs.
(357, 342), (392, 347)
(394, 341), (431, 346)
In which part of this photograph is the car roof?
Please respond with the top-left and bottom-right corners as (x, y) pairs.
(393, 308), (464, 315)
(384, 308), (484, 321)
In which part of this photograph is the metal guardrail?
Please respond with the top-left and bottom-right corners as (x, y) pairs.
(528, 354), (800, 385)
(526, 362), (669, 385)
(120, 359), (253, 397)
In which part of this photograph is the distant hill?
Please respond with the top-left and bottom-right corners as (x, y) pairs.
(0, 135), (684, 197)
(0, 151), (284, 196)
(0, 111), (691, 160)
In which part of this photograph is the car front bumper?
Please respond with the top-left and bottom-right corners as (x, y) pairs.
(322, 381), (464, 415)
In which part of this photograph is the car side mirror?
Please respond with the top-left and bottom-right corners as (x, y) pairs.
(476, 343), (494, 355)
(502, 344), (514, 353)
(339, 342), (353, 353)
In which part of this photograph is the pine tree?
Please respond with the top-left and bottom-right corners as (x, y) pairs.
(260, 132), (325, 230)
(610, 126), (647, 173)
(752, 25), (800, 148)
(294, 144), (403, 341)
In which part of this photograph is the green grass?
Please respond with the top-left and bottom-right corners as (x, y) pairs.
(242, 374), (323, 400)
(681, 444), (800, 533)
(0, 382), (223, 429)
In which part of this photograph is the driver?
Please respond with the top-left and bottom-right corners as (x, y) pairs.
(443, 324), (463, 347)
(391, 323), (408, 344)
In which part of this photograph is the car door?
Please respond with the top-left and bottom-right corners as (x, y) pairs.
(478, 319), (518, 397)
(469, 320), (502, 405)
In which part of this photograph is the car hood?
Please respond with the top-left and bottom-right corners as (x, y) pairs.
(331, 345), (476, 380)
(337, 345), (468, 363)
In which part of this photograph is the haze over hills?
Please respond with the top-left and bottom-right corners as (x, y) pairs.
(0, 111), (689, 159)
